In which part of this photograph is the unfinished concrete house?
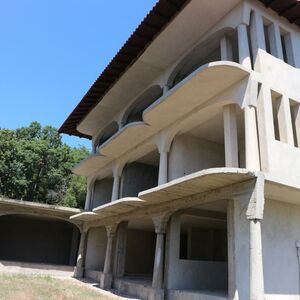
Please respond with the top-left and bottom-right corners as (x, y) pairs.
(58, 0), (300, 299)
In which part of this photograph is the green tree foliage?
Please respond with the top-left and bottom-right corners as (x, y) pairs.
(0, 122), (89, 208)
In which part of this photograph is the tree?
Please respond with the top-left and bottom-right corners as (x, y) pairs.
(0, 122), (89, 208)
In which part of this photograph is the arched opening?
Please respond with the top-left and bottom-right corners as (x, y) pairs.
(95, 121), (119, 151)
(121, 86), (163, 127)
(90, 177), (113, 209)
(120, 149), (159, 198)
(0, 214), (80, 266)
(168, 29), (238, 89)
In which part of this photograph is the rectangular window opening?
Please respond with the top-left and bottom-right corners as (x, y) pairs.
(179, 214), (227, 262)
(281, 34), (288, 63)
(290, 100), (300, 148)
(271, 91), (281, 141)
(263, 23), (271, 54)
(280, 29), (294, 66)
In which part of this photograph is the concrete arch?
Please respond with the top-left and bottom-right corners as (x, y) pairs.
(0, 213), (80, 266)
(0, 211), (81, 230)
(167, 28), (237, 88)
(120, 85), (163, 127)
(94, 121), (119, 151)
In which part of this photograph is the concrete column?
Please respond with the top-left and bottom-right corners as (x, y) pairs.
(150, 214), (170, 300)
(244, 106), (260, 171)
(268, 23), (283, 60)
(74, 229), (88, 278)
(249, 219), (264, 300)
(250, 10), (266, 68)
(227, 199), (237, 300)
(158, 150), (168, 185)
(277, 95), (294, 145)
(152, 231), (165, 289)
(84, 180), (94, 211)
(111, 174), (120, 201)
(113, 221), (128, 278)
(220, 36), (233, 61)
(237, 23), (252, 69)
(223, 105), (239, 167)
(100, 225), (117, 289)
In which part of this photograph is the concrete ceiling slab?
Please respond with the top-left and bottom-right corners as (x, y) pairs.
(139, 167), (256, 204)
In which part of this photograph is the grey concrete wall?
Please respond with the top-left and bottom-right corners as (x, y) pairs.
(125, 229), (156, 276)
(262, 199), (300, 300)
(85, 227), (107, 271)
(91, 178), (113, 209)
(165, 214), (227, 290)
(168, 135), (225, 181)
(0, 214), (78, 266)
(120, 162), (158, 198)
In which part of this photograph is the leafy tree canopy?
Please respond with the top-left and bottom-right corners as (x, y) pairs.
(0, 122), (89, 208)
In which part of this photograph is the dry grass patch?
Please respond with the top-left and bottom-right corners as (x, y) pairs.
(0, 273), (118, 300)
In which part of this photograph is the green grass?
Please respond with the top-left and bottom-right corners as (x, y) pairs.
(0, 273), (115, 300)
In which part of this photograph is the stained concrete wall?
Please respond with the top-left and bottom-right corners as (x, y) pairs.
(120, 162), (158, 198)
(262, 199), (300, 300)
(85, 227), (107, 271)
(125, 229), (156, 276)
(91, 178), (113, 209)
(165, 214), (227, 290)
(168, 135), (225, 181)
(0, 214), (78, 265)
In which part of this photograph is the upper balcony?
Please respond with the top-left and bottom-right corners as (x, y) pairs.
(73, 4), (300, 193)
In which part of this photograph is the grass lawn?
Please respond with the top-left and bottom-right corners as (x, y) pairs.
(0, 273), (119, 300)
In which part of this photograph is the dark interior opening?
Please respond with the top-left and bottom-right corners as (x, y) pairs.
(0, 214), (79, 266)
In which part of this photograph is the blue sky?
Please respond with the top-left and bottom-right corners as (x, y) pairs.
(0, 0), (156, 149)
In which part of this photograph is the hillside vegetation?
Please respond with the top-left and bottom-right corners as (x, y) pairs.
(0, 122), (89, 208)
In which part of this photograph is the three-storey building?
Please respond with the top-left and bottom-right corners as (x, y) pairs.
(60, 1), (300, 299)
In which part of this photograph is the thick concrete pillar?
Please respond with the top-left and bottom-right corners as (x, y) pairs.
(246, 175), (265, 300)
(244, 106), (260, 171)
(220, 36), (233, 61)
(250, 11), (266, 70)
(113, 221), (128, 278)
(237, 23), (252, 69)
(158, 150), (168, 185)
(74, 229), (88, 278)
(152, 231), (165, 289)
(223, 105), (239, 167)
(111, 174), (120, 201)
(100, 225), (117, 290)
(249, 219), (264, 300)
(149, 213), (172, 300)
(227, 199), (237, 300)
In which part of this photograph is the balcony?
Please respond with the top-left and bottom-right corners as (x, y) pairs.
(74, 62), (250, 177)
